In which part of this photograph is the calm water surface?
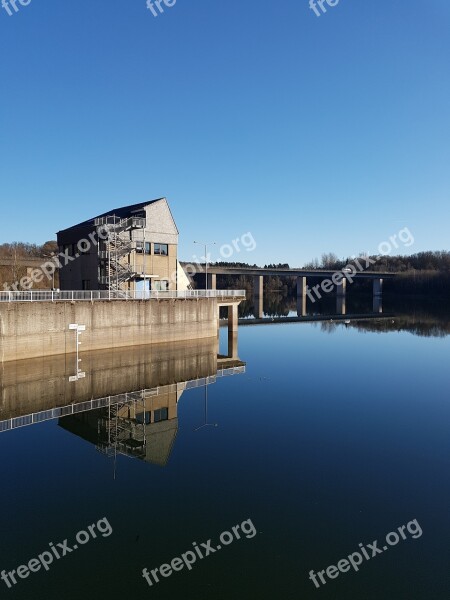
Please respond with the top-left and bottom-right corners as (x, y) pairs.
(0, 303), (449, 599)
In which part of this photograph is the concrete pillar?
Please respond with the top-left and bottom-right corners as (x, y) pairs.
(253, 275), (264, 319)
(297, 276), (307, 298)
(297, 295), (306, 317)
(373, 278), (383, 296)
(254, 275), (264, 297)
(228, 331), (238, 359)
(228, 303), (239, 333)
(207, 273), (217, 290)
(336, 295), (346, 315)
(336, 278), (347, 297)
(297, 276), (307, 317)
(253, 295), (264, 319)
(373, 296), (383, 314)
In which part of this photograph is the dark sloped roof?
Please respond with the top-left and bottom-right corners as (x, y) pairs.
(58, 198), (165, 233)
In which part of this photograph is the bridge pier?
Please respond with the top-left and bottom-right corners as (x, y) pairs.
(297, 276), (307, 317)
(254, 275), (264, 297)
(373, 277), (383, 296)
(373, 295), (383, 313)
(228, 330), (239, 359)
(228, 303), (239, 333)
(254, 295), (264, 319)
(336, 278), (347, 296)
(217, 300), (242, 351)
(336, 294), (346, 315)
(253, 275), (264, 319)
(207, 273), (217, 290)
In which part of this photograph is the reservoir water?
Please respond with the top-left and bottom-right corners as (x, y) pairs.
(0, 299), (449, 599)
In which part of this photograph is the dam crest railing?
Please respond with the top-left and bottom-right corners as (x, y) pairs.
(0, 290), (246, 303)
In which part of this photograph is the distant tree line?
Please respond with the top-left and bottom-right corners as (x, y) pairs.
(206, 252), (450, 296)
(303, 251), (450, 295)
(0, 241), (58, 289)
(303, 250), (450, 273)
(0, 241), (58, 259)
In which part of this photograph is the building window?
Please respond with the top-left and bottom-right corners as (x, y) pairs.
(82, 280), (91, 290)
(154, 408), (169, 423)
(136, 241), (151, 254)
(154, 243), (168, 256)
(136, 412), (151, 425)
(154, 280), (169, 291)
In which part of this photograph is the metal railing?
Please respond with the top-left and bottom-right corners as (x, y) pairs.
(0, 289), (246, 302)
(0, 366), (246, 433)
(94, 216), (146, 230)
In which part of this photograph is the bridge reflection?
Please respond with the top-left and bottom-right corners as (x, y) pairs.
(220, 290), (391, 325)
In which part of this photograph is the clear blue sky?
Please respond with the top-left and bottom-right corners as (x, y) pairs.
(0, 0), (449, 266)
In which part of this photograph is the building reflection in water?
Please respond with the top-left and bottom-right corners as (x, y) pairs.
(0, 338), (246, 471)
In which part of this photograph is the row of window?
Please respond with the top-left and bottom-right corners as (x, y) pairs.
(82, 279), (170, 291)
(152, 280), (169, 291)
(135, 242), (169, 256)
(60, 242), (169, 257)
(136, 408), (169, 425)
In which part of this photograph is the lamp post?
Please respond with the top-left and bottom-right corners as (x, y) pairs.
(43, 253), (57, 290)
(194, 383), (218, 431)
(194, 241), (216, 291)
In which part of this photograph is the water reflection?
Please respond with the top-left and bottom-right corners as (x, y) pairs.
(233, 291), (450, 337)
(0, 339), (246, 469)
(59, 389), (181, 468)
(0, 301), (449, 599)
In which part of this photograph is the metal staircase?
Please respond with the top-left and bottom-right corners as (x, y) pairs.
(96, 396), (147, 460)
(95, 215), (146, 292)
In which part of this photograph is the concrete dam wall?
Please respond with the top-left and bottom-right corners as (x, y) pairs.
(0, 298), (218, 362)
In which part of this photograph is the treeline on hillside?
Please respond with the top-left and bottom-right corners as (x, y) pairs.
(303, 251), (450, 273)
(207, 252), (450, 296)
(213, 261), (260, 268)
(304, 251), (450, 295)
(0, 241), (58, 288)
(0, 241), (58, 258)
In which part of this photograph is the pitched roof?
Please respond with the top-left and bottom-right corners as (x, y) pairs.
(58, 198), (166, 233)
(144, 418), (178, 467)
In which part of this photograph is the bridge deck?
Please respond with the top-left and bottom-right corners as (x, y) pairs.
(181, 263), (396, 279)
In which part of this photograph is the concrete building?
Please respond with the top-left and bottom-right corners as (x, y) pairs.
(57, 197), (190, 293)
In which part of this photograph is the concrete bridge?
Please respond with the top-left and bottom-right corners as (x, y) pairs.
(183, 264), (396, 317)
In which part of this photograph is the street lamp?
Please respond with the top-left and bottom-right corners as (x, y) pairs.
(43, 253), (57, 290)
(194, 241), (216, 290)
(194, 384), (218, 431)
